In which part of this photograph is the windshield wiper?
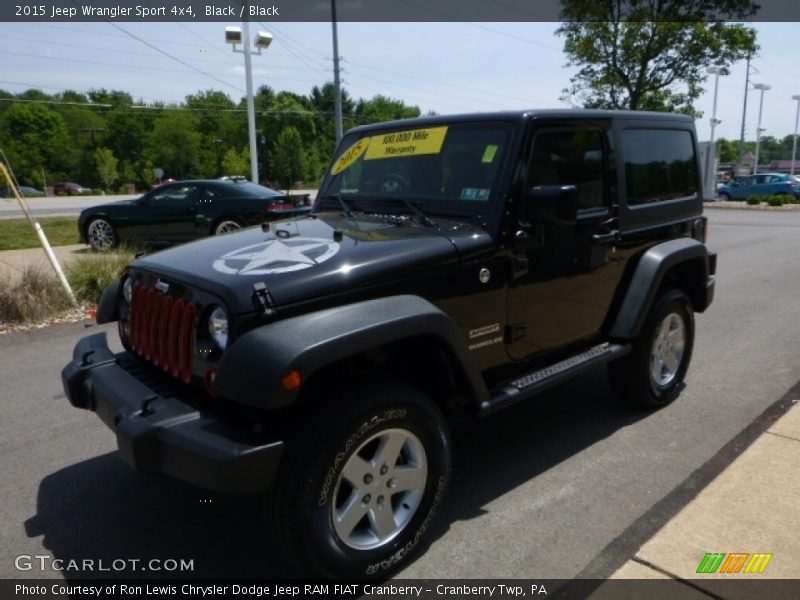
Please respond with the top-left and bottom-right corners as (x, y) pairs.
(318, 194), (357, 217)
(380, 197), (437, 228)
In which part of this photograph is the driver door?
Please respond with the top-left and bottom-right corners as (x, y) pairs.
(506, 121), (627, 361)
(132, 183), (200, 243)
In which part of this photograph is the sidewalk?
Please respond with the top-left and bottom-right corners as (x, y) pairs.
(591, 397), (800, 597)
(0, 243), (90, 283)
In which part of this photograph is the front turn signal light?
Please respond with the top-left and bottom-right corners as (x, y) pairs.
(281, 370), (303, 391)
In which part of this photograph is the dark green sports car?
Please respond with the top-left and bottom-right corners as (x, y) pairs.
(78, 179), (311, 251)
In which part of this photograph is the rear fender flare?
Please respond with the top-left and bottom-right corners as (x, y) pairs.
(610, 238), (713, 339)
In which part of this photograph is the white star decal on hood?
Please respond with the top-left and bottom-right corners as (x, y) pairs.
(212, 238), (340, 275)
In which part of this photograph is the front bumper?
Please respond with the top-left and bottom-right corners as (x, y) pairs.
(61, 332), (282, 494)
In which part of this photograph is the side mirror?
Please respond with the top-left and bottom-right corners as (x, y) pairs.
(523, 184), (578, 224)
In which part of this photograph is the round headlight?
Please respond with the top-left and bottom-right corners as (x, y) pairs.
(208, 306), (229, 350)
(122, 277), (133, 304)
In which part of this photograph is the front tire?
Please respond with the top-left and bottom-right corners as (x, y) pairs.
(718, 192), (730, 201)
(86, 217), (118, 252)
(609, 288), (694, 408)
(268, 381), (451, 578)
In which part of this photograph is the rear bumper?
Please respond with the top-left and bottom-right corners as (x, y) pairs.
(61, 332), (282, 494)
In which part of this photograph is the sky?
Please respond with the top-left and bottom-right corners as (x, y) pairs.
(2, 21), (800, 143)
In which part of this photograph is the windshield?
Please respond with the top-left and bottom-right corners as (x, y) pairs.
(320, 122), (513, 213)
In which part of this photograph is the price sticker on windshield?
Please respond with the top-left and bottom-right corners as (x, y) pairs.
(331, 138), (370, 175)
(365, 126), (448, 160)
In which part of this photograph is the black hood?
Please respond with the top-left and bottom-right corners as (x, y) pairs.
(132, 213), (492, 314)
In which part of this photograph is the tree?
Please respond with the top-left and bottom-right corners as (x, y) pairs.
(355, 95), (420, 124)
(557, 0), (758, 115)
(310, 83), (356, 160)
(0, 102), (75, 184)
(269, 127), (306, 190)
(88, 89), (133, 107)
(95, 147), (119, 192)
(717, 138), (738, 163)
(221, 147), (250, 177)
(104, 107), (155, 188)
(147, 111), (203, 179)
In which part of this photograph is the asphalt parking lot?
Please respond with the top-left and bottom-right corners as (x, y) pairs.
(1, 208), (799, 582)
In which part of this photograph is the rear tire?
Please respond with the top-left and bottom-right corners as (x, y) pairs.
(86, 218), (118, 252)
(212, 218), (243, 235)
(718, 192), (730, 201)
(609, 288), (694, 408)
(268, 381), (451, 578)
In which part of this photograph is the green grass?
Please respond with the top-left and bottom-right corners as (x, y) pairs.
(0, 217), (79, 251)
(67, 250), (135, 304)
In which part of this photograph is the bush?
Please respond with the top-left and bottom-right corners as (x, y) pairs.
(67, 249), (134, 304)
(0, 267), (73, 323)
(746, 195), (762, 205)
(767, 195), (785, 207)
(777, 194), (796, 205)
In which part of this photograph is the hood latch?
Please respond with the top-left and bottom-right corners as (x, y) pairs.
(252, 282), (277, 318)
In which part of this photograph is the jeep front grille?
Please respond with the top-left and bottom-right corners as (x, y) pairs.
(129, 283), (197, 383)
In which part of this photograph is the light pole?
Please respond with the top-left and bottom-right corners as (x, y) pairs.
(791, 95), (800, 177)
(706, 67), (723, 197)
(737, 52), (751, 168)
(753, 83), (770, 176)
(331, 0), (343, 142)
(226, 24), (273, 184)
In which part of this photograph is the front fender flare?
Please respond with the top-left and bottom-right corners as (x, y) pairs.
(213, 295), (488, 409)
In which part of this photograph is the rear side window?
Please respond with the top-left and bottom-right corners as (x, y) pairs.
(622, 129), (698, 205)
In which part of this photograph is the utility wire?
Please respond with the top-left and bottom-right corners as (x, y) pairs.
(259, 21), (330, 76)
(106, 22), (245, 94)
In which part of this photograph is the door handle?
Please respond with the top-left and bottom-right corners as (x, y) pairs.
(592, 230), (618, 244)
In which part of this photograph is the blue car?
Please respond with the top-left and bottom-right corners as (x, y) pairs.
(718, 173), (800, 201)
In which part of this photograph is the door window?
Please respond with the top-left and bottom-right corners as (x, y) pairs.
(149, 185), (198, 207)
(527, 130), (607, 209)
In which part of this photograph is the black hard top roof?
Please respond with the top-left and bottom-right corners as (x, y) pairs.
(347, 109), (694, 135)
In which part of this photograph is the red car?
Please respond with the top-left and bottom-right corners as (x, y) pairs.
(53, 182), (91, 196)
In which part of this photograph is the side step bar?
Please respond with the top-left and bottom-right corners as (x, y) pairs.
(479, 342), (631, 416)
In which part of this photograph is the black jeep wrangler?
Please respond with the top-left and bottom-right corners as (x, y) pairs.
(62, 110), (715, 578)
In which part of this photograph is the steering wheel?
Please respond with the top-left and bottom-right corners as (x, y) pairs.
(379, 173), (410, 194)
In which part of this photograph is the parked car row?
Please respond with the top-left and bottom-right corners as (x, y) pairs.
(78, 179), (311, 251)
(0, 185), (44, 198)
(717, 173), (800, 201)
(1, 182), (93, 197)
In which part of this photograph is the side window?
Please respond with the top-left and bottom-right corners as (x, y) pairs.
(200, 187), (221, 201)
(150, 185), (198, 206)
(528, 129), (607, 210)
(622, 129), (698, 204)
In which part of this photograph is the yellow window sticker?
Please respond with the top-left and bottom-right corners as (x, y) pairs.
(481, 144), (498, 164)
(331, 137), (370, 175)
(364, 126), (448, 161)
